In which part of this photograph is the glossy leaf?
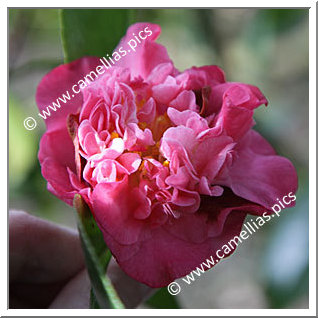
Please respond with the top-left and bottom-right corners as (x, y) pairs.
(60, 9), (135, 62)
(74, 194), (125, 309)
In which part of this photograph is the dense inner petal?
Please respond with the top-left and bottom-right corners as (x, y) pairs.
(74, 66), (235, 223)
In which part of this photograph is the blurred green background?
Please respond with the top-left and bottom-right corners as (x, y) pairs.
(9, 9), (309, 309)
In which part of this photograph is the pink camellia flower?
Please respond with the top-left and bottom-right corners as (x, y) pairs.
(37, 23), (298, 287)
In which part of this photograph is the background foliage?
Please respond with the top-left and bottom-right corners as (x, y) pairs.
(9, 8), (309, 309)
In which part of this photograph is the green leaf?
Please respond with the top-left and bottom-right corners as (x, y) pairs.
(9, 95), (38, 189)
(146, 287), (181, 309)
(60, 9), (135, 62)
(258, 9), (308, 34)
(90, 289), (100, 309)
(73, 194), (125, 309)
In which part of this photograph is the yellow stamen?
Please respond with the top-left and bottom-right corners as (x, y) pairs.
(163, 160), (169, 167)
(137, 98), (146, 110)
(138, 160), (145, 171)
(138, 122), (147, 130)
(111, 131), (119, 139)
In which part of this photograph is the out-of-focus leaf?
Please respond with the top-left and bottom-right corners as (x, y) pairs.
(243, 9), (308, 66)
(259, 9), (308, 33)
(74, 194), (125, 309)
(9, 95), (37, 189)
(146, 287), (181, 309)
(60, 9), (135, 62)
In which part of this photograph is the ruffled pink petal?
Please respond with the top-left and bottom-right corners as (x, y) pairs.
(212, 83), (268, 140)
(36, 57), (101, 131)
(94, 137), (125, 161)
(161, 126), (235, 182)
(147, 62), (177, 85)
(171, 188), (200, 213)
(38, 128), (85, 205)
(219, 130), (298, 209)
(170, 90), (198, 112)
(92, 160), (118, 183)
(137, 97), (156, 124)
(94, 188), (267, 287)
(41, 158), (78, 205)
(161, 126), (196, 162)
(191, 135), (235, 181)
(199, 177), (224, 196)
(124, 123), (154, 151)
(92, 178), (151, 244)
(167, 108), (209, 133)
(38, 129), (75, 171)
(177, 65), (226, 90)
(114, 23), (176, 79)
(117, 153), (142, 174)
(165, 166), (191, 189)
(152, 76), (180, 105)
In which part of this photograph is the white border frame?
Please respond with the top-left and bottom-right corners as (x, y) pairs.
(3, 1), (316, 316)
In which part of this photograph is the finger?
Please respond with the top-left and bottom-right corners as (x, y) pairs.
(10, 210), (154, 309)
(49, 269), (90, 309)
(50, 262), (154, 309)
(10, 281), (65, 309)
(10, 210), (85, 284)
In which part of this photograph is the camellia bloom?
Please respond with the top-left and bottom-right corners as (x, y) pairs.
(37, 23), (298, 287)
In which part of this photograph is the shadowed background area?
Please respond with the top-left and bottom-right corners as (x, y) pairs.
(9, 8), (309, 309)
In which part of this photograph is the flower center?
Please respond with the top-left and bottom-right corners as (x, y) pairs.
(138, 112), (171, 143)
(135, 112), (172, 166)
